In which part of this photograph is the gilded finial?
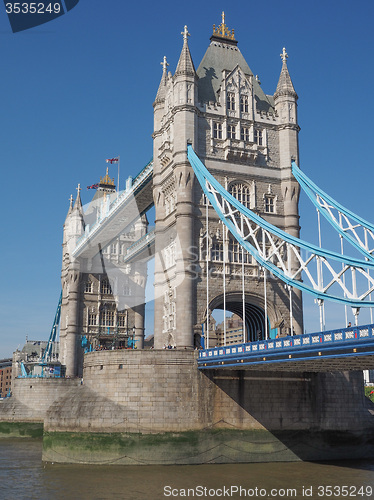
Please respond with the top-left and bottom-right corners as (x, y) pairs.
(281, 47), (288, 62)
(212, 12), (236, 41)
(100, 167), (115, 187)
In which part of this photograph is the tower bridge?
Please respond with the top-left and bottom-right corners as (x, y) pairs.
(59, 13), (374, 378)
(7, 13), (374, 466)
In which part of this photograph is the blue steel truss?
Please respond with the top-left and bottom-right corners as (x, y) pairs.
(40, 291), (62, 363)
(187, 145), (374, 307)
(292, 161), (374, 261)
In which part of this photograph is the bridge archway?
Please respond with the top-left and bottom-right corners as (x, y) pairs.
(208, 293), (276, 344)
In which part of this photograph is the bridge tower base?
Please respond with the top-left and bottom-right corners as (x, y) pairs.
(40, 350), (374, 465)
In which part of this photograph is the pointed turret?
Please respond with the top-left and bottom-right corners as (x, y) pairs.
(274, 47), (298, 127)
(67, 194), (73, 215)
(274, 48), (297, 100)
(73, 183), (83, 211)
(175, 25), (196, 77)
(62, 194), (74, 246)
(64, 184), (85, 254)
(154, 56), (169, 105)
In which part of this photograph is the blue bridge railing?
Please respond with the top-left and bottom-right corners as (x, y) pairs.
(198, 323), (374, 369)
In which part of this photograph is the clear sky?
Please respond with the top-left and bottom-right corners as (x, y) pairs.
(1, 0), (374, 358)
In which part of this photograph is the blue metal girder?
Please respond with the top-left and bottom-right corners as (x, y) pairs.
(292, 161), (374, 261)
(187, 145), (374, 307)
(41, 291), (62, 363)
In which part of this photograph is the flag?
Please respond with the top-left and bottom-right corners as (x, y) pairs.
(106, 157), (119, 164)
(87, 184), (99, 190)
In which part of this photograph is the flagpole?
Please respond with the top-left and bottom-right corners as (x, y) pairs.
(117, 155), (120, 197)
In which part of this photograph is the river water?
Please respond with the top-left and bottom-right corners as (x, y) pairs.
(1, 439), (374, 500)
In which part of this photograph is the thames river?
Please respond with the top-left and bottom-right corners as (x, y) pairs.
(1, 439), (374, 500)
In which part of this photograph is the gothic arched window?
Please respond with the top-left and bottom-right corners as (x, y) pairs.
(229, 183), (251, 209)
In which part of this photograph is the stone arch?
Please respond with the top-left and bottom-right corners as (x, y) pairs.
(206, 292), (281, 343)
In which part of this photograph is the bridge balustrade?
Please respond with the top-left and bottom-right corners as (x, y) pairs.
(198, 324), (374, 369)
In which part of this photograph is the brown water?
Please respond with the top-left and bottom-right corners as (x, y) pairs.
(1, 439), (374, 500)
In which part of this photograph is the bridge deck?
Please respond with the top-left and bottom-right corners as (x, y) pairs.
(198, 324), (374, 372)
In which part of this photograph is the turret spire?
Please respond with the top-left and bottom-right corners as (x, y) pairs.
(154, 56), (169, 105)
(274, 47), (297, 99)
(175, 24), (196, 76)
(73, 183), (82, 210)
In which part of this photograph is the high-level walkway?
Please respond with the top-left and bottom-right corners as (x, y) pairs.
(72, 160), (154, 259)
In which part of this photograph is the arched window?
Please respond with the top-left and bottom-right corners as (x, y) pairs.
(229, 183), (251, 209)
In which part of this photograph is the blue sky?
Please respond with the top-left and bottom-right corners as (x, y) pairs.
(1, 0), (374, 358)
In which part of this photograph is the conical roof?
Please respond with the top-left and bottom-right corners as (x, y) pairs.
(154, 56), (169, 104)
(274, 48), (297, 99)
(175, 25), (196, 77)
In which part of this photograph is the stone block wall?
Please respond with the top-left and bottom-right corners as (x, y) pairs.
(0, 377), (79, 423)
(43, 350), (374, 434)
(41, 350), (374, 464)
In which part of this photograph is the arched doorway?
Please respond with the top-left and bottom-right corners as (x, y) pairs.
(208, 293), (271, 345)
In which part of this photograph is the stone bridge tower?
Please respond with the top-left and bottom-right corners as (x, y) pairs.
(60, 172), (148, 377)
(153, 15), (303, 349)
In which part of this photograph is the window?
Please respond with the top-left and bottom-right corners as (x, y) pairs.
(110, 242), (117, 254)
(84, 281), (93, 293)
(213, 122), (222, 139)
(227, 93), (235, 111)
(123, 285), (132, 296)
(229, 240), (251, 263)
(88, 313), (97, 326)
(118, 314), (127, 327)
(254, 129), (263, 145)
(227, 124), (236, 140)
(100, 280), (111, 295)
(100, 308), (114, 327)
(240, 127), (249, 142)
(265, 196), (275, 213)
(229, 183), (251, 209)
(211, 242), (224, 261)
(240, 95), (249, 113)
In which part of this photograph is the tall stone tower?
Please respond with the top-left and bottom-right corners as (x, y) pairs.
(60, 171), (148, 377)
(153, 15), (303, 349)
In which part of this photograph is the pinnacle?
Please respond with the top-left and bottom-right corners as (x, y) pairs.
(275, 47), (297, 99)
(175, 25), (196, 77)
